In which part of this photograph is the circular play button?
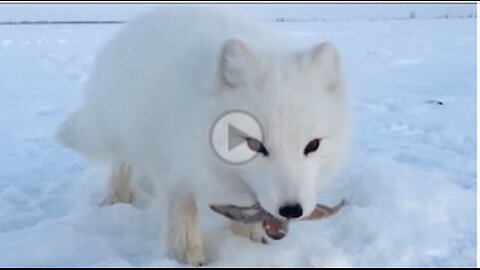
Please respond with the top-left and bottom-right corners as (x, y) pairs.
(210, 110), (264, 165)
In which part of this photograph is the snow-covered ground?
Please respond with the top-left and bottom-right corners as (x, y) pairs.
(0, 16), (476, 267)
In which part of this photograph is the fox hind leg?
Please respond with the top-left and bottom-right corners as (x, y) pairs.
(103, 162), (133, 205)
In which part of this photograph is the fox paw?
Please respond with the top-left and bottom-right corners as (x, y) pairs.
(102, 189), (133, 205)
(230, 221), (267, 244)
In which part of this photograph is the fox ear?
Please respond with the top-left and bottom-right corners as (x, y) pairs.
(219, 39), (258, 88)
(303, 42), (344, 94)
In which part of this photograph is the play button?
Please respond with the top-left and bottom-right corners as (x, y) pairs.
(228, 124), (251, 151)
(210, 110), (264, 164)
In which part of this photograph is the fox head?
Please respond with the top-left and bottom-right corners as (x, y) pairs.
(213, 39), (349, 220)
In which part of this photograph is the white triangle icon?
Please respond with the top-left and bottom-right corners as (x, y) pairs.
(228, 124), (250, 151)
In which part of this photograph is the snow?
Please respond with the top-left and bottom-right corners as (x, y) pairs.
(0, 15), (476, 267)
(0, 3), (475, 21)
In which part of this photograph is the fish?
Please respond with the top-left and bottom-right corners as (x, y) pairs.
(210, 199), (347, 240)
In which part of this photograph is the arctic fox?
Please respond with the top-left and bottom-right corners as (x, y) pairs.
(57, 7), (349, 265)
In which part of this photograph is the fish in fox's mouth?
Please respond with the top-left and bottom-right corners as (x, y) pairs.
(209, 199), (347, 240)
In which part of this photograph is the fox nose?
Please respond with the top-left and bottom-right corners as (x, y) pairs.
(279, 203), (303, 219)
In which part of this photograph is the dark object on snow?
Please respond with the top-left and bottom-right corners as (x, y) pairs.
(426, 100), (444, 106)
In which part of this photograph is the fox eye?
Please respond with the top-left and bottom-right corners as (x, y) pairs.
(304, 138), (321, 156)
(246, 137), (269, 156)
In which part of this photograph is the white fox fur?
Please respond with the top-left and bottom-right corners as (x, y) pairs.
(57, 7), (349, 265)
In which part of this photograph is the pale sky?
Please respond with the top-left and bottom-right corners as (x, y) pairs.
(0, 3), (475, 21)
